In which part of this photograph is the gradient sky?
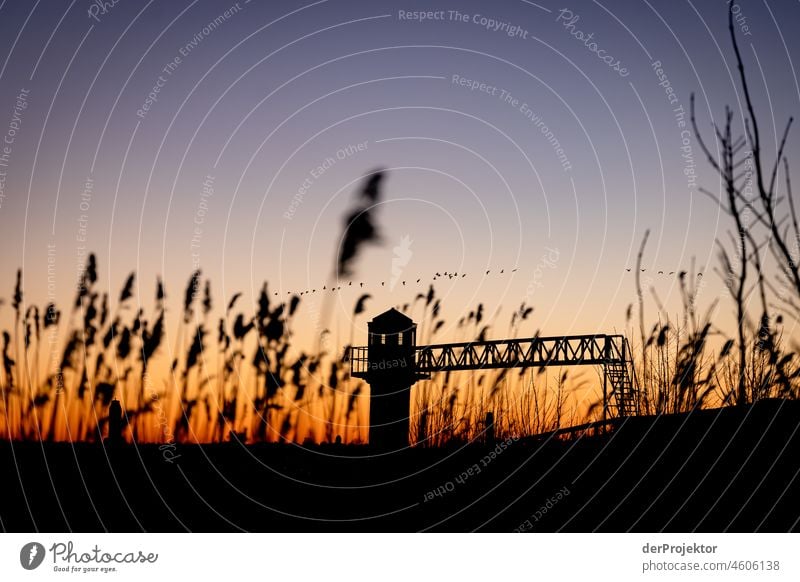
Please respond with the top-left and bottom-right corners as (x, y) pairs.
(1, 0), (799, 351)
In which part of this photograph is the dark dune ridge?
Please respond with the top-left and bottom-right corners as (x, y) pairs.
(2, 399), (798, 532)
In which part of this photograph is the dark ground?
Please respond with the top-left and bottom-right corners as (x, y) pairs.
(2, 399), (799, 532)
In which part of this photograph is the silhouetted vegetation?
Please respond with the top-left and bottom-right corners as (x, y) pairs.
(2, 7), (800, 447)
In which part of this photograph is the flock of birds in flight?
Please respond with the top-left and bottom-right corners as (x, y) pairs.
(269, 266), (702, 296)
(272, 269), (521, 296)
(274, 268), (519, 296)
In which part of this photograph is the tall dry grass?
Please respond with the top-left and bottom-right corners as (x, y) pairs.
(1, 249), (798, 446)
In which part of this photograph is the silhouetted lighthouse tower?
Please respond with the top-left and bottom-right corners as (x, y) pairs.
(361, 308), (417, 449)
